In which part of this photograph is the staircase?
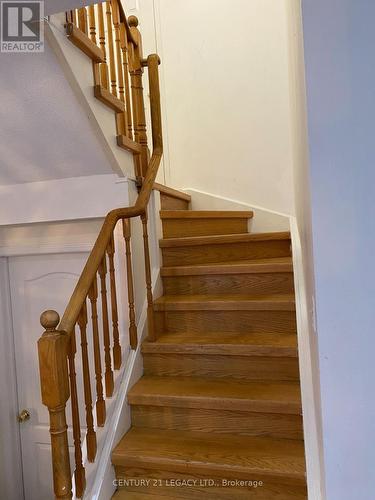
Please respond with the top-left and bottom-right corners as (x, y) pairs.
(37, 4), (308, 498)
(111, 190), (307, 499)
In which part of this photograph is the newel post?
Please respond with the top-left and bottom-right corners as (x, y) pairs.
(38, 310), (72, 500)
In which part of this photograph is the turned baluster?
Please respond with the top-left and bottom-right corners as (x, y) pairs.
(67, 9), (78, 26)
(77, 7), (88, 35)
(122, 218), (138, 349)
(68, 327), (86, 498)
(98, 256), (114, 397)
(97, 3), (109, 88)
(87, 5), (97, 45)
(128, 16), (149, 177)
(77, 302), (97, 462)
(88, 278), (106, 426)
(105, 1), (117, 97)
(141, 212), (155, 341)
(107, 234), (122, 369)
(112, 0), (128, 137)
(38, 310), (72, 500)
(120, 23), (133, 139)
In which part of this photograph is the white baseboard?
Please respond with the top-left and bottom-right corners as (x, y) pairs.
(88, 267), (161, 500)
(290, 217), (326, 500)
(183, 188), (290, 233)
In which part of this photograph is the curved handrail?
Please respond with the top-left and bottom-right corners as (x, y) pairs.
(117, 0), (139, 47)
(59, 53), (162, 335)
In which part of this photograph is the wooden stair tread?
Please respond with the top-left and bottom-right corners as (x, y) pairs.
(142, 331), (298, 357)
(159, 231), (291, 248)
(153, 183), (192, 202)
(128, 376), (301, 414)
(113, 492), (175, 499)
(112, 428), (306, 483)
(161, 257), (293, 276)
(154, 294), (295, 311)
(160, 210), (253, 219)
(94, 85), (125, 113)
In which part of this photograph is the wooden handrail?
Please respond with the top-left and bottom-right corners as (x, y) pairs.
(38, 2), (163, 493)
(117, 1), (138, 47)
(59, 53), (162, 337)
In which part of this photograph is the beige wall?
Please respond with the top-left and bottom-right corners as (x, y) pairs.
(142, 0), (296, 214)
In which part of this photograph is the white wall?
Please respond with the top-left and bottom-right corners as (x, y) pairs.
(143, 0), (296, 214)
(302, 0), (375, 498)
(285, 2), (325, 498)
(0, 42), (115, 185)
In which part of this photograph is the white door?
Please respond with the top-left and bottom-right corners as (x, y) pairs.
(8, 252), (88, 500)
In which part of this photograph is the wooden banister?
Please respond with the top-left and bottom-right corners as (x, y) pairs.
(38, 311), (72, 499)
(38, 3), (163, 496)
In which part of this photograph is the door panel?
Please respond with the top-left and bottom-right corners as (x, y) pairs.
(9, 253), (88, 500)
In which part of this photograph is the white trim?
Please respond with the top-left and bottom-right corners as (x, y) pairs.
(0, 242), (94, 258)
(183, 187), (290, 217)
(182, 188), (290, 233)
(290, 216), (325, 500)
(0, 174), (129, 227)
(89, 267), (161, 500)
(0, 258), (24, 499)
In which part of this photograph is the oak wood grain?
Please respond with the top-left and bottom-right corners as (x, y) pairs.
(131, 405), (304, 440)
(128, 376), (301, 414)
(112, 428), (306, 484)
(113, 468), (307, 499)
(143, 353), (299, 381)
(142, 331), (298, 357)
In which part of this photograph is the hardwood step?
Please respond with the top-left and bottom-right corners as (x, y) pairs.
(160, 210), (253, 238)
(117, 134), (143, 154)
(113, 467), (307, 499)
(143, 352), (299, 381)
(142, 331), (298, 357)
(154, 295), (296, 335)
(113, 491), (174, 499)
(160, 232), (291, 266)
(154, 294), (295, 311)
(66, 23), (105, 63)
(94, 85), (125, 112)
(155, 310), (296, 335)
(143, 331), (299, 380)
(154, 183), (191, 210)
(131, 405), (303, 441)
(112, 428), (306, 484)
(161, 257), (293, 275)
(128, 376), (302, 414)
(130, 375), (303, 439)
(161, 258), (294, 295)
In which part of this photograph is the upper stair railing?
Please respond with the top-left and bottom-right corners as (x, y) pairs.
(66, 0), (151, 180)
(37, 2), (162, 498)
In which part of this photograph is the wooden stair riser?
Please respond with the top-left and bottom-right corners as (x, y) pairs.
(161, 240), (291, 266)
(131, 406), (303, 440)
(160, 193), (190, 210)
(143, 353), (300, 381)
(162, 272), (294, 296)
(162, 218), (249, 238)
(155, 310), (297, 335)
(114, 467), (307, 499)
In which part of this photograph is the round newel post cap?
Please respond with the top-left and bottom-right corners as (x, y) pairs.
(128, 15), (139, 27)
(40, 310), (60, 331)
